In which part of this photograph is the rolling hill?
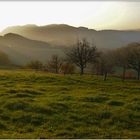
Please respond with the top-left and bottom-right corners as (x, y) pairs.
(0, 33), (64, 65)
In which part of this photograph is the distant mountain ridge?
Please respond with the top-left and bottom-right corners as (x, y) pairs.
(1, 24), (140, 49)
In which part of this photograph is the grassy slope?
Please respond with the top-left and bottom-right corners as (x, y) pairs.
(0, 70), (139, 138)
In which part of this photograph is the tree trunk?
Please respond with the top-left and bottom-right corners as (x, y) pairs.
(138, 70), (140, 80)
(80, 67), (84, 75)
(55, 66), (58, 74)
(104, 72), (107, 81)
(122, 66), (126, 81)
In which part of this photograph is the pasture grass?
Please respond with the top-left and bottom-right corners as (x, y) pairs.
(0, 69), (139, 138)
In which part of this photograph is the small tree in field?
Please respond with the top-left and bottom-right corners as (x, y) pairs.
(114, 47), (129, 81)
(66, 39), (99, 75)
(26, 60), (43, 71)
(127, 43), (140, 80)
(47, 55), (63, 74)
(96, 50), (115, 81)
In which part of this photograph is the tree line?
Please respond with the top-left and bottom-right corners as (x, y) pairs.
(24, 39), (140, 81)
(0, 38), (139, 81)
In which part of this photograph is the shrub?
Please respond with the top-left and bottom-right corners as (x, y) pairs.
(60, 63), (75, 74)
(25, 60), (44, 71)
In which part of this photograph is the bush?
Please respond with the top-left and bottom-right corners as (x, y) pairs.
(0, 51), (11, 65)
(60, 63), (75, 74)
(25, 60), (44, 71)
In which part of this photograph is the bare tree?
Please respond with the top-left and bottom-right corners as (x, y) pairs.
(96, 50), (115, 81)
(47, 55), (63, 74)
(127, 43), (140, 80)
(66, 39), (99, 75)
(114, 47), (129, 81)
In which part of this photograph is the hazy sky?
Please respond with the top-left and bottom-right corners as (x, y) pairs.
(0, 1), (140, 31)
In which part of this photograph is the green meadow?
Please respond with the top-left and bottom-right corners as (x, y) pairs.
(0, 70), (139, 138)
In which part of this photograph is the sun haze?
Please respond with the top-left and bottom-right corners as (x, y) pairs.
(0, 1), (140, 31)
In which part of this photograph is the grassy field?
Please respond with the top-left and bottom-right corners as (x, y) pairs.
(0, 70), (139, 138)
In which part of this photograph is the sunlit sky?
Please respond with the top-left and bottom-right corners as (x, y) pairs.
(0, 1), (140, 31)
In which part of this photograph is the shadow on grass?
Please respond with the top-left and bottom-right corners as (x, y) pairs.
(12, 114), (46, 126)
(81, 96), (109, 103)
(108, 100), (124, 106)
(7, 89), (42, 95)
